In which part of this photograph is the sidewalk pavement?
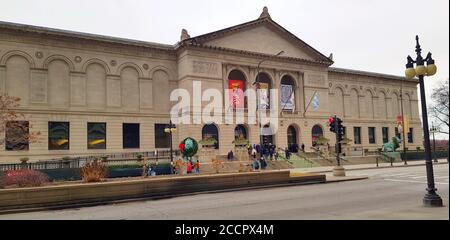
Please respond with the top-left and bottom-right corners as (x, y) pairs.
(291, 158), (448, 174)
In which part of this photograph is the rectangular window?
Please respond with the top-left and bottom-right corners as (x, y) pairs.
(395, 127), (401, 139)
(408, 128), (413, 143)
(5, 121), (29, 151)
(48, 122), (69, 150)
(123, 123), (140, 149)
(87, 122), (106, 149)
(353, 127), (361, 144)
(155, 124), (170, 148)
(382, 127), (389, 143)
(368, 127), (376, 144)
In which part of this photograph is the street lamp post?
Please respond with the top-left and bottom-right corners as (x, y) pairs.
(430, 123), (438, 163)
(164, 120), (176, 163)
(253, 50), (284, 148)
(404, 35), (442, 207)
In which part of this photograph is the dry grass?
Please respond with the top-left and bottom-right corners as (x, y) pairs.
(80, 160), (108, 182)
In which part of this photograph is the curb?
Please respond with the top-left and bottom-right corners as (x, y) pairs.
(325, 176), (369, 183)
(0, 178), (329, 216)
(0, 175), (369, 216)
(302, 162), (448, 174)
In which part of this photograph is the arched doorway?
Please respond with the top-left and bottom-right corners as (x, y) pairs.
(228, 69), (247, 109)
(287, 125), (298, 152)
(280, 75), (296, 111)
(255, 72), (272, 109)
(202, 124), (219, 149)
(311, 124), (323, 147)
(234, 124), (248, 146)
(261, 123), (274, 146)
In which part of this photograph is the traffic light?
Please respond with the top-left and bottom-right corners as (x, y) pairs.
(328, 117), (336, 132)
(336, 117), (344, 142)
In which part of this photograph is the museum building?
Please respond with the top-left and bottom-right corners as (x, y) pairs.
(0, 7), (422, 163)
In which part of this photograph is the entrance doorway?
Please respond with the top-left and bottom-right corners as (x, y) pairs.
(287, 125), (298, 152)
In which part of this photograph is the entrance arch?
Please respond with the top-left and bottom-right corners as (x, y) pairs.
(202, 124), (219, 149)
(261, 123), (275, 146)
(287, 125), (299, 152)
(311, 124), (324, 146)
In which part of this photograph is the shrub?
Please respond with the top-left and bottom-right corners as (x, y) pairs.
(19, 157), (29, 164)
(62, 156), (71, 161)
(0, 171), (5, 189)
(80, 160), (108, 182)
(3, 169), (49, 188)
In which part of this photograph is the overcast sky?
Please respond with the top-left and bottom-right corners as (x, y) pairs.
(1, 0), (449, 137)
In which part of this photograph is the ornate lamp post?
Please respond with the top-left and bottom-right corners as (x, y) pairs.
(252, 50), (284, 148)
(404, 35), (442, 207)
(164, 120), (176, 163)
(430, 123), (438, 163)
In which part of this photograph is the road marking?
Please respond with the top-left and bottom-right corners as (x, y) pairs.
(410, 175), (428, 179)
(384, 178), (449, 185)
(380, 173), (421, 177)
(434, 176), (449, 179)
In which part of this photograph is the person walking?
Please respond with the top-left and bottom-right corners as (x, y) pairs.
(260, 156), (267, 170)
(193, 160), (200, 174)
(285, 147), (290, 160)
(301, 143), (305, 152)
(187, 159), (193, 174)
(251, 147), (257, 159)
(253, 156), (260, 170)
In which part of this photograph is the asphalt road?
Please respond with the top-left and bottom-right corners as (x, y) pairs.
(1, 164), (448, 220)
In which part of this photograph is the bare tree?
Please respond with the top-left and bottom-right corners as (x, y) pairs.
(429, 79), (449, 135)
(0, 92), (40, 148)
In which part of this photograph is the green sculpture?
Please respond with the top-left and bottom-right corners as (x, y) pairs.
(179, 137), (198, 161)
(382, 136), (401, 152)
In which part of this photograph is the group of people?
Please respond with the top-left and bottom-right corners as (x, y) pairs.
(248, 143), (279, 161)
(170, 158), (200, 175)
(142, 159), (158, 177)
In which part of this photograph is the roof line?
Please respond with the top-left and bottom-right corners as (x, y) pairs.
(329, 67), (418, 82)
(183, 17), (333, 64)
(0, 20), (175, 50)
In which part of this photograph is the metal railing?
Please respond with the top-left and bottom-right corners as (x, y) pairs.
(0, 150), (180, 171)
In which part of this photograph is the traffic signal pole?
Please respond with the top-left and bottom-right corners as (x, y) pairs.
(331, 115), (345, 177)
(334, 116), (340, 167)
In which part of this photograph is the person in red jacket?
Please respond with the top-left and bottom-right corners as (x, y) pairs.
(187, 160), (193, 174)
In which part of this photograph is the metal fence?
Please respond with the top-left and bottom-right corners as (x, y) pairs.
(0, 150), (180, 171)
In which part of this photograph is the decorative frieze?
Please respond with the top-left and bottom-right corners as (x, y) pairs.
(193, 61), (219, 75)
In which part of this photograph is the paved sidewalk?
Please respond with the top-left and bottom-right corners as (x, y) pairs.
(292, 158), (448, 174)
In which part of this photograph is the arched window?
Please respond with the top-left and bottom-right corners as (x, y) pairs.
(280, 75), (296, 111)
(311, 124), (324, 146)
(202, 124), (219, 149)
(287, 125), (298, 152)
(255, 72), (272, 109)
(228, 70), (247, 109)
(234, 124), (247, 140)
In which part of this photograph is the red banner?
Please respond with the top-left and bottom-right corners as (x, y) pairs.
(228, 80), (244, 108)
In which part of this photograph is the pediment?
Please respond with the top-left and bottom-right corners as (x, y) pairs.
(185, 18), (332, 64)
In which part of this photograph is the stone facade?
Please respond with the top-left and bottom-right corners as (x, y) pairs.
(0, 8), (421, 163)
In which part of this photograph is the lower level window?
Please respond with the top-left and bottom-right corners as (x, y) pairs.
(408, 128), (413, 143)
(123, 123), (140, 149)
(382, 127), (389, 143)
(5, 121), (29, 151)
(354, 127), (361, 144)
(368, 127), (376, 144)
(87, 122), (106, 149)
(48, 122), (69, 150)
